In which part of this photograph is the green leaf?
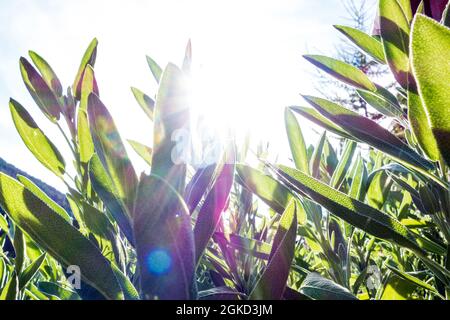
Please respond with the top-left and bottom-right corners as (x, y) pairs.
(0, 213), (8, 232)
(38, 282), (81, 300)
(411, 15), (450, 166)
(131, 87), (155, 120)
(67, 193), (86, 233)
(29, 51), (63, 97)
(334, 25), (386, 64)
(310, 131), (326, 178)
(0, 173), (124, 300)
(110, 263), (140, 300)
(19, 253), (46, 290)
(302, 96), (433, 171)
(323, 139), (339, 175)
(397, 0), (413, 22)
(88, 93), (138, 212)
(272, 165), (424, 254)
(133, 174), (196, 300)
(25, 284), (49, 300)
(88, 155), (134, 244)
(13, 227), (25, 274)
(367, 153), (392, 210)
(184, 165), (216, 213)
(198, 287), (246, 300)
(442, 2), (450, 27)
(236, 164), (294, 215)
(151, 63), (189, 193)
(17, 175), (72, 223)
(81, 202), (116, 262)
(214, 232), (272, 260)
(73, 38), (98, 100)
(357, 85), (405, 119)
(19, 57), (61, 121)
(249, 200), (297, 300)
(285, 108), (309, 174)
(349, 154), (367, 201)
(303, 54), (376, 91)
(379, 0), (411, 88)
(79, 65), (99, 112)
(194, 161), (234, 264)
(78, 65), (98, 164)
(24, 233), (42, 262)
(385, 264), (441, 297)
(77, 110), (94, 165)
(127, 140), (153, 166)
(300, 272), (357, 300)
(182, 39), (192, 74)
(146, 55), (163, 83)
(330, 140), (356, 189)
(290, 106), (356, 141)
(0, 273), (18, 300)
(408, 80), (440, 162)
(380, 273), (416, 300)
(10, 99), (65, 177)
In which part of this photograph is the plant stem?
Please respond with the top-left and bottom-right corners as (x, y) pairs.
(56, 122), (76, 156)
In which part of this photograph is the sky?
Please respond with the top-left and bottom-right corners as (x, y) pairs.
(0, 0), (376, 190)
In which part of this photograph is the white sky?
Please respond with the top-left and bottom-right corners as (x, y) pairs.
(0, 0), (375, 190)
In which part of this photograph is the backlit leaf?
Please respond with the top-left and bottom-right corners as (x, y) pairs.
(0, 274), (18, 300)
(302, 96), (433, 171)
(88, 155), (133, 244)
(146, 55), (163, 84)
(290, 106), (356, 141)
(17, 175), (72, 223)
(236, 164), (294, 215)
(194, 161), (234, 264)
(131, 87), (155, 120)
(379, 0), (411, 88)
(151, 63), (189, 194)
(88, 93), (138, 212)
(330, 140), (356, 189)
(0, 173), (123, 300)
(20, 57), (61, 120)
(300, 272), (357, 300)
(303, 54), (376, 91)
(78, 65), (97, 165)
(334, 25), (386, 63)
(127, 140), (153, 166)
(73, 38), (98, 100)
(249, 200), (297, 300)
(285, 108), (309, 174)
(10, 99), (65, 177)
(19, 253), (46, 290)
(411, 15), (450, 165)
(273, 165), (424, 253)
(133, 174), (196, 300)
(29, 51), (63, 97)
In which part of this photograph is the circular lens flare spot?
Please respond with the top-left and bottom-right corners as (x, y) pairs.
(146, 249), (172, 275)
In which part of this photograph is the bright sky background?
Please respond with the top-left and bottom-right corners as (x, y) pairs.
(0, 0), (376, 190)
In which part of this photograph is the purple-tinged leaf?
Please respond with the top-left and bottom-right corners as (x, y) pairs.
(249, 199), (297, 300)
(151, 63), (189, 195)
(133, 174), (196, 299)
(194, 160), (235, 264)
(29, 51), (63, 97)
(88, 93), (138, 213)
(184, 164), (216, 214)
(20, 57), (61, 121)
(303, 96), (434, 171)
(73, 38), (98, 100)
(88, 155), (134, 245)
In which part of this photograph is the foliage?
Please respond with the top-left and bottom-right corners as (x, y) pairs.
(1, 0), (450, 300)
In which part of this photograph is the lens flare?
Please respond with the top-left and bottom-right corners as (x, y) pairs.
(146, 249), (172, 275)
